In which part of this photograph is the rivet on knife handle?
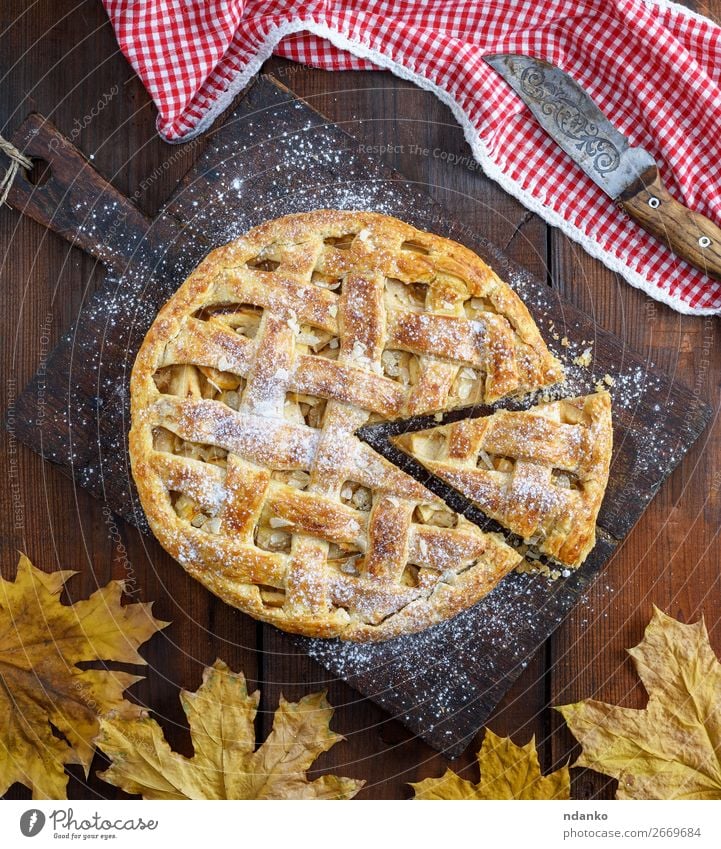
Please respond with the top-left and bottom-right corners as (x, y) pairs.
(618, 165), (721, 281)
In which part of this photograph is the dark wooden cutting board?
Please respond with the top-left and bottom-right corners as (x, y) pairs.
(7, 75), (710, 757)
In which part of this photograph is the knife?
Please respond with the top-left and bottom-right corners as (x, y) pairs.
(483, 53), (721, 281)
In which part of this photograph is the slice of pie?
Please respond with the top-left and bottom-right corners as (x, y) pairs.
(394, 393), (613, 568)
(129, 210), (565, 641)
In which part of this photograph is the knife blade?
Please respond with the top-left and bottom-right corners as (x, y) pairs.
(483, 53), (721, 282)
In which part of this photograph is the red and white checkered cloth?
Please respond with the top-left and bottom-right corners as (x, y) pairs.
(103, 0), (721, 314)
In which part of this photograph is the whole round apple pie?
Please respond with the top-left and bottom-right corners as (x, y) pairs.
(128, 210), (603, 641)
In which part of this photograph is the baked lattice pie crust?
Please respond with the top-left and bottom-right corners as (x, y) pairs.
(395, 392), (613, 568)
(129, 210), (565, 641)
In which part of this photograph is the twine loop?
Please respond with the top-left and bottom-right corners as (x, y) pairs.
(0, 134), (32, 206)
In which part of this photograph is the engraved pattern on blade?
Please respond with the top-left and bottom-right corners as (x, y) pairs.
(518, 66), (620, 175)
(484, 54), (656, 199)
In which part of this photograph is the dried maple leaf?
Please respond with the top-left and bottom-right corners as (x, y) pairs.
(0, 554), (167, 799)
(411, 729), (570, 799)
(96, 659), (364, 799)
(558, 607), (721, 799)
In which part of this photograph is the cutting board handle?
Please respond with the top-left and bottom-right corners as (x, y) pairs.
(7, 113), (156, 270)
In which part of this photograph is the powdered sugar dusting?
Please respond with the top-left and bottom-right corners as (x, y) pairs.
(300, 565), (588, 738)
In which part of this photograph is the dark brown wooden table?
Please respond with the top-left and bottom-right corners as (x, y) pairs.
(2, 0), (720, 800)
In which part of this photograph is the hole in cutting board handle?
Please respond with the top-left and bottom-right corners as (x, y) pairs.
(25, 158), (51, 187)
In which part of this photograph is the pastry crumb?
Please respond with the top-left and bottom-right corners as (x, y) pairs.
(573, 346), (593, 367)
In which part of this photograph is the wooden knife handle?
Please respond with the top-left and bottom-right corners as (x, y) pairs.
(619, 165), (721, 281)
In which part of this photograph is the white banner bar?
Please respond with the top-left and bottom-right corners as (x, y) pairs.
(2, 799), (720, 848)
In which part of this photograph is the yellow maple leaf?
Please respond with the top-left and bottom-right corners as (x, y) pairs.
(411, 729), (570, 799)
(558, 607), (721, 799)
(0, 554), (167, 799)
(96, 659), (364, 799)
